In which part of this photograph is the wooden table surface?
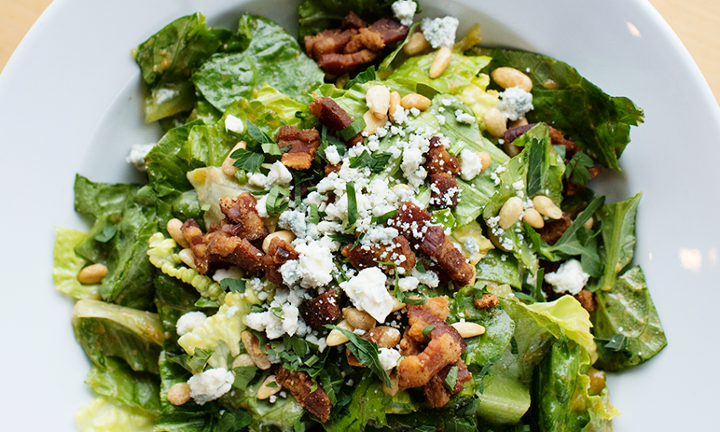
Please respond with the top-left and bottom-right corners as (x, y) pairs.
(2, 0), (719, 103)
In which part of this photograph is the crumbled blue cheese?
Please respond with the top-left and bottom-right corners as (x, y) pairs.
(459, 149), (483, 181)
(187, 368), (234, 405)
(340, 267), (393, 323)
(398, 276), (419, 292)
(411, 267), (439, 288)
(378, 347), (401, 370)
(126, 143), (155, 172)
(176, 311), (207, 336)
(496, 87), (534, 121)
(454, 109), (475, 124)
(422, 16), (459, 49)
(544, 259), (589, 295)
(280, 240), (334, 288)
(224, 115), (244, 134)
(279, 210), (307, 237)
(463, 237), (480, 255)
(324, 145), (341, 165)
(392, 0), (417, 26)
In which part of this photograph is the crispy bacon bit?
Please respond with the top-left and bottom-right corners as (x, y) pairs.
(399, 328), (424, 356)
(420, 226), (475, 287)
(426, 137), (460, 176)
(341, 235), (416, 273)
(344, 28), (385, 53)
(324, 163), (342, 176)
(429, 173), (459, 208)
(538, 212), (572, 245)
(423, 360), (472, 408)
(181, 219), (210, 273)
(263, 237), (300, 284)
(388, 201), (432, 248)
(207, 235), (265, 274)
(575, 289), (596, 312)
(505, 123), (581, 159)
(219, 193), (268, 241)
(474, 294), (499, 309)
(276, 367), (332, 423)
(308, 97), (362, 146)
(277, 125), (320, 170)
(341, 11), (367, 30)
(406, 296), (450, 341)
(368, 17), (410, 44)
(397, 323), (466, 390)
(301, 290), (341, 328)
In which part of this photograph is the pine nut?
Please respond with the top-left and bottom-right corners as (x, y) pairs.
(335, 73), (350, 89)
(168, 383), (191, 406)
(509, 117), (528, 128)
(491, 67), (533, 92)
(222, 141), (247, 177)
(499, 197), (523, 229)
(429, 47), (452, 79)
(382, 373), (400, 396)
(503, 141), (521, 157)
(391, 183), (411, 194)
(583, 217), (594, 231)
(400, 94), (431, 112)
(343, 308), (376, 330)
(388, 91), (401, 123)
(257, 375), (281, 400)
(403, 32), (429, 55)
(363, 110), (388, 135)
(366, 85), (390, 120)
(262, 230), (295, 254)
(523, 208), (544, 229)
(373, 326), (401, 348)
(77, 264), (108, 285)
(532, 196), (563, 219)
(232, 354), (255, 368)
(451, 322), (486, 338)
(326, 320), (354, 346)
(179, 248), (197, 270)
(241, 331), (271, 370)
(477, 152), (491, 172)
(391, 296), (406, 312)
(167, 218), (189, 248)
(484, 107), (507, 138)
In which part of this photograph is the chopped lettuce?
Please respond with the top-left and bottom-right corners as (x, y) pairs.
(476, 250), (522, 289)
(154, 274), (205, 350)
(323, 371), (388, 432)
(592, 266), (667, 372)
(597, 193), (642, 291)
(387, 52), (491, 96)
(85, 357), (161, 416)
(146, 120), (207, 195)
(52, 227), (101, 300)
(187, 167), (257, 228)
(75, 396), (157, 432)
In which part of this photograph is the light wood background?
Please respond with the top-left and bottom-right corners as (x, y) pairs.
(1, 0), (719, 103)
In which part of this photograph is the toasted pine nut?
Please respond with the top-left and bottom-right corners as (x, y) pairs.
(388, 91), (401, 123)
(77, 264), (108, 285)
(484, 107), (507, 138)
(179, 249), (197, 270)
(168, 383), (191, 406)
(403, 32), (429, 55)
(499, 197), (523, 229)
(241, 331), (271, 370)
(451, 321), (486, 338)
(366, 85), (390, 120)
(430, 47), (452, 79)
(392, 183), (411, 194)
(262, 230), (295, 254)
(363, 110), (388, 135)
(391, 296), (406, 312)
(335, 73), (350, 89)
(491, 67), (533, 92)
(257, 375), (281, 400)
(467, 266), (477, 288)
(477, 152), (491, 172)
(523, 208), (545, 229)
(374, 327), (401, 348)
(221, 141), (247, 177)
(503, 141), (521, 157)
(382, 373), (400, 396)
(509, 117), (528, 128)
(400, 94), (431, 112)
(232, 354), (255, 368)
(532, 196), (563, 219)
(326, 320), (353, 346)
(583, 217), (594, 231)
(167, 218), (189, 248)
(343, 308), (376, 330)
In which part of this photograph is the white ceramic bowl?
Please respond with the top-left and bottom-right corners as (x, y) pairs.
(1, 0), (718, 430)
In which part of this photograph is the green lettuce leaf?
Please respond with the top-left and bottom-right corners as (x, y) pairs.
(592, 266), (667, 372)
(154, 274), (205, 351)
(481, 48), (644, 170)
(476, 250), (521, 289)
(75, 396), (157, 432)
(193, 15), (323, 111)
(72, 299), (164, 374)
(323, 371), (388, 432)
(146, 120), (207, 195)
(387, 52), (491, 96)
(85, 357), (161, 416)
(52, 227), (101, 300)
(387, 397), (480, 431)
(596, 192), (642, 291)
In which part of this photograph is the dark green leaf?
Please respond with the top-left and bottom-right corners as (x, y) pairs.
(266, 185), (290, 216)
(422, 325), (435, 339)
(525, 138), (543, 197)
(346, 65), (377, 89)
(565, 151), (594, 186)
(247, 120), (273, 144)
(597, 193), (641, 290)
(338, 117), (366, 141)
(330, 233), (355, 244)
(231, 148), (265, 173)
(94, 225), (118, 243)
(325, 325), (392, 387)
(371, 210), (397, 225)
(344, 182), (357, 233)
(220, 278), (245, 293)
(308, 204), (320, 224)
(444, 365), (458, 391)
(349, 150), (392, 173)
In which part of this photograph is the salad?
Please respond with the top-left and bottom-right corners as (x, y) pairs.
(54, 1), (668, 431)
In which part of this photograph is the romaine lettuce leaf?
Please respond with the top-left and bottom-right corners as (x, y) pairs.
(154, 274), (206, 351)
(193, 15), (324, 112)
(592, 266), (667, 372)
(596, 192), (641, 291)
(85, 357), (161, 416)
(480, 48), (644, 171)
(75, 396), (157, 432)
(323, 370), (388, 432)
(73, 299), (164, 374)
(476, 250), (522, 289)
(52, 227), (101, 300)
(146, 120), (207, 196)
(387, 397), (479, 431)
(387, 52), (491, 96)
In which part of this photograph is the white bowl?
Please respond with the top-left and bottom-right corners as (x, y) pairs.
(1, 0), (718, 430)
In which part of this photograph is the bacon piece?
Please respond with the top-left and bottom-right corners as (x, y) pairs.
(505, 123), (582, 160)
(538, 212), (572, 245)
(301, 290), (341, 328)
(324, 163), (342, 176)
(308, 97), (362, 147)
(474, 294), (499, 309)
(318, 50), (380, 75)
(423, 360), (472, 408)
(388, 201), (432, 248)
(277, 125), (320, 170)
(397, 323), (466, 390)
(406, 296), (450, 342)
(399, 328), (424, 356)
(426, 137), (460, 176)
(206, 234), (265, 274)
(429, 173), (459, 208)
(219, 193), (268, 242)
(368, 17), (409, 45)
(341, 11), (367, 30)
(305, 29), (356, 61)
(574, 289), (597, 312)
(341, 235), (416, 274)
(263, 237), (299, 284)
(420, 226), (474, 287)
(181, 219), (211, 273)
(344, 28), (385, 53)
(276, 367), (332, 423)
